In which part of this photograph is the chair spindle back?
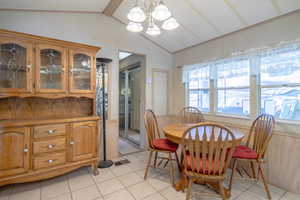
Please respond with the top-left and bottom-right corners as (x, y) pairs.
(144, 109), (161, 149)
(180, 107), (204, 124)
(246, 114), (275, 160)
(182, 123), (238, 176)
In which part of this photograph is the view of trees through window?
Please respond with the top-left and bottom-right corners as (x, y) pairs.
(186, 45), (300, 121)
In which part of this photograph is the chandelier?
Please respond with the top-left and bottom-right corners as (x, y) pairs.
(126, 0), (179, 36)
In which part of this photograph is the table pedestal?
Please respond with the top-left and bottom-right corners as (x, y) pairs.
(174, 177), (231, 198)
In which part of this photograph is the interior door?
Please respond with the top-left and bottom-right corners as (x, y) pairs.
(69, 50), (95, 94)
(0, 37), (33, 94)
(0, 127), (30, 177)
(36, 44), (67, 93)
(69, 121), (97, 161)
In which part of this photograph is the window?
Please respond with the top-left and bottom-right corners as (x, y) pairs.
(183, 42), (300, 122)
(187, 66), (210, 112)
(260, 47), (300, 121)
(216, 59), (250, 116)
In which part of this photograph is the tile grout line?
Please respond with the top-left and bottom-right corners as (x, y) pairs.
(90, 168), (105, 200)
(279, 191), (288, 200)
(97, 164), (161, 200)
(40, 181), (42, 200)
(66, 174), (74, 200)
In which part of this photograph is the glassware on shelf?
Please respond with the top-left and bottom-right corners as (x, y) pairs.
(0, 43), (27, 89)
(72, 53), (91, 90)
(39, 49), (64, 90)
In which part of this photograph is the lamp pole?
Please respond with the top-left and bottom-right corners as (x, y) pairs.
(96, 57), (113, 168)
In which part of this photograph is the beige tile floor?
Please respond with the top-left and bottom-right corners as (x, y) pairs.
(0, 151), (299, 200)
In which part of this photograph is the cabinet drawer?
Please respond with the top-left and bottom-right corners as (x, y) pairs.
(33, 138), (66, 154)
(33, 152), (66, 170)
(34, 124), (66, 138)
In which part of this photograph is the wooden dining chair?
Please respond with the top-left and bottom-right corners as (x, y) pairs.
(144, 109), (180, 185)
(229, 114), (275, 200)
(182, 122), (238, 200)
(180, 107), (205, 124)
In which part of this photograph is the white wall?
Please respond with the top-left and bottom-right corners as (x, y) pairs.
(0, 10), (173, 120)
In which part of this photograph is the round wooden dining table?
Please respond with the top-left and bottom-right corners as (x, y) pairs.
(163, 123), (245, 198)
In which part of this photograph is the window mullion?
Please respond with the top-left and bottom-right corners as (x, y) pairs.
(250, 55), (260, 120)
(210, 64), (216, 115)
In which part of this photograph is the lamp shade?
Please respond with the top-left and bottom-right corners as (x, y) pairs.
(146, 23), (161, 36)
(127, 6), (146, 23)
(152, 3), (171, 21)
(162, 17), (179, 30)
(127, 22), (143, 32)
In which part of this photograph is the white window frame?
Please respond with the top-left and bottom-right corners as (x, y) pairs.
(258, 49), (300, 122)
(214, 58), (251, 117)
(184, 42), (300, 123)
(186, 66), (211, 113)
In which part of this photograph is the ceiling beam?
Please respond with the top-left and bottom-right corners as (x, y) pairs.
(103, 0), (124, 16)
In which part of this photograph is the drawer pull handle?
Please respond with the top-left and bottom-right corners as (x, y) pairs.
(48, 159), (54, 163)
(70, 141), (75, 145)
(48, 144), (55, 148)
(24, 148), (29, 153)
(48, 129), (56, 134)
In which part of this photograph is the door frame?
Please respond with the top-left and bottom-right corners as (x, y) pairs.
(119, 66), (141, 145)
(118, 50), (147, 150)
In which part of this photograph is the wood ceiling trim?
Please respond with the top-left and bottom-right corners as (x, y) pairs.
(223, 0), (248, 26)
(103, 0), (125, 16)
(270, 0), (283, 15)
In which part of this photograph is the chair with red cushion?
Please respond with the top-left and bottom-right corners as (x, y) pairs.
(182, 123), (238, 200)
(144, 109), (180, 185)
(229, 114), (275, 200)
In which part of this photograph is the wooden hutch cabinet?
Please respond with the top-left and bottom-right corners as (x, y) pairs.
(0, 29), (101, 187)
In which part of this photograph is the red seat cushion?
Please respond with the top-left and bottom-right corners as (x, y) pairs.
(233, 145), (258, 159)
(152, 139), (178, 152)
(185, 154), (223, 175)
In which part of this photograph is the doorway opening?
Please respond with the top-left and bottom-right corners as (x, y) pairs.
(119, 51), (145, 155)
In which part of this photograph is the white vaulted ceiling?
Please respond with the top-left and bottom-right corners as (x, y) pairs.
(0, 0), (299, 53)
(114, 0), (300, 53)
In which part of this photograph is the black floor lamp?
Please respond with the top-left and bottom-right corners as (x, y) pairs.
(96, 57), (113, 168)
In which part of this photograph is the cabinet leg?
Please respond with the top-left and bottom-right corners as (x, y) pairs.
(92, 162), (99, 176)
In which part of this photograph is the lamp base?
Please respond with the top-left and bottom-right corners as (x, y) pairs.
(98, 160), (114, 168)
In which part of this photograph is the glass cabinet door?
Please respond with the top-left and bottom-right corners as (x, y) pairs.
(0, 38), (32, 93)
(69, 50), (95, 93)
(36, 44), (66, 93)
